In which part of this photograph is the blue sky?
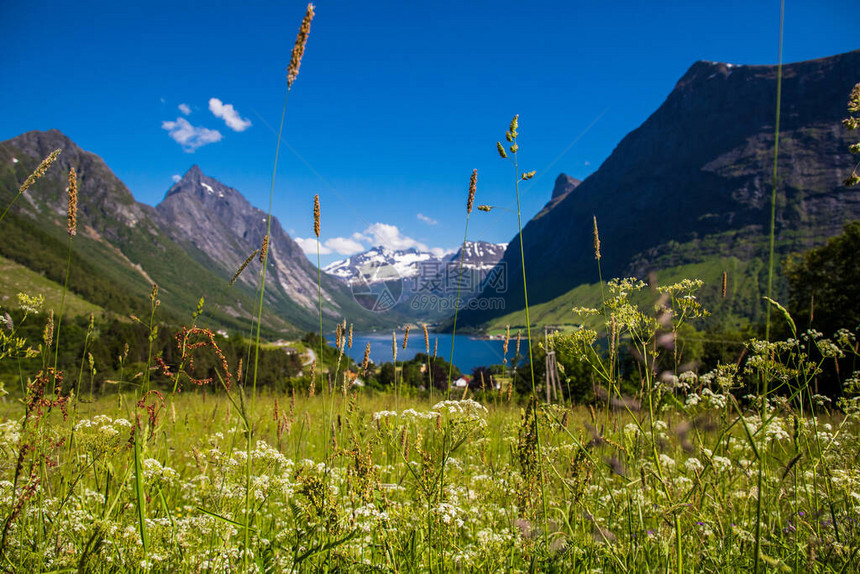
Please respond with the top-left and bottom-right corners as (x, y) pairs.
(1, 0), (856, 266)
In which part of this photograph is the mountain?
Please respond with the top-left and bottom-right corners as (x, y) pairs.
(325, 246), (442, 284)
(0, 131), (392, 334)
(449, 241), (509, 271)
(456, 50), (860, 330)
(550, 173), (581, 201)
(325, 241), (507, 283)
(0, 129), (242, 326)
(155, 166), (387, 330)
(325, 241), (507, 321)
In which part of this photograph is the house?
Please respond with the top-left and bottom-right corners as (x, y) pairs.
(452, 376), (471, 388)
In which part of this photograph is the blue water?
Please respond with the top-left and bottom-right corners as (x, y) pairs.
(327, 332), (531, 374)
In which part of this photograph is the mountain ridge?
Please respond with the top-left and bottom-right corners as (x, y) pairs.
(455, 49), (860, 329)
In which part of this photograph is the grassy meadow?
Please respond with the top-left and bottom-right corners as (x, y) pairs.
(2, 5), (860, 573)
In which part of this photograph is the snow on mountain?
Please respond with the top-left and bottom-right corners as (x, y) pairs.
(324, 246), (440, 282)
(325, 241), (508, 284)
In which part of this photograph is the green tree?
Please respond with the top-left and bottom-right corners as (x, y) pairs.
(784, 221), (860, 336)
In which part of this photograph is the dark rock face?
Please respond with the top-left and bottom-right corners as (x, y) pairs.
(458, 50), (860, 327)
(550, 174), (581, 200)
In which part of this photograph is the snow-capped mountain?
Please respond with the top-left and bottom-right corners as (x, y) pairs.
(324, 246), (440, 282)
(325, 241), (507, 284)
(447, 241), (508, 271)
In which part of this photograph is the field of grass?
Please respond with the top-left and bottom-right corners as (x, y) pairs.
(0, 386), (857, 572)
(1, 6), (858, 572)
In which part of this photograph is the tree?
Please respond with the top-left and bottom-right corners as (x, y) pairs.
(784, 221), (860, 336)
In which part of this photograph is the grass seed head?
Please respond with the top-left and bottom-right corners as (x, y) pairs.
(43, 310), (54, 349)
(423, 324), (430, 354)
(259, 234), (269, 263)
(503, 325), (510, 363)
(467, 169), (477, 214)
(313, 194), (320, 237)
(721, 270), (728, 299)
(403, 325), (410, 349)
(392, 331), (397, 362)
(509, 114), (519, 138)
(361, 342), (371, 375)
(231, 249), (259, 286)
(496, 141), (508, 158)
(287, 4), (315, 88)
(19, 148), (61, 194)
(592, 216), (601, 261)
(66, 167), (78, 236)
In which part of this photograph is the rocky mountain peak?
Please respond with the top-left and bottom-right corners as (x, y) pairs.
(551, 173), (581, 200)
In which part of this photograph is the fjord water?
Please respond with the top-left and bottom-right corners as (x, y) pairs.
(328, 332), (531, 373)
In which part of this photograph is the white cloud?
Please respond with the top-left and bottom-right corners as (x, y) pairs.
(209, 98), (252, 132)
(178, 103), (191, 115)
(417, 213), (438, 225)
(296, 237), (332, 255)
(364, 222), (429, 252)
(430, 247), (454, 258)
(171, 174), (181, 183)
(162, 118), (222, 152)
(324, 236), (366, 255)
(305, 222), (450, 258)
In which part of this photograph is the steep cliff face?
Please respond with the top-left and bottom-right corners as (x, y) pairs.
(457, 50), (860, 328)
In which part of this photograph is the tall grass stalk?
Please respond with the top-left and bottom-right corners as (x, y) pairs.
(446, 169), (477, 398)
(247, 5), (314, 568)
(502, 115), (549, 543)
(756, 2), (784, 572)
(52, 167), (78, 382)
